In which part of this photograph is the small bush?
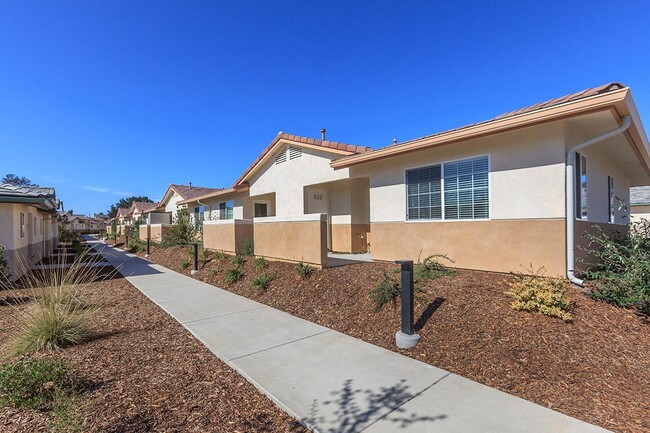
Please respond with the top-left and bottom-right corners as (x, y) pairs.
(252, 273), (271, 291)
(223, 267), (244, 285)
(296, 262), (314, 279)
(71, 240), (84, 258)
(242, 238), (254, 256)
(214, 250), (226, 260)
(414, 254), (455, 283)
(208, 268), (219, 279)
(0, 358), (81, 410)
(506, 267), (573, 321)
(200, 248), (211, 264)
(180, 257), (191, 270)
(254, 256), (268, 270)
(579, 221), (650, 315)
(369, 271), (401, 311)
(162, 209), (197, 247)
(0, 244), (10, 283)
(232, 255), (246, 267)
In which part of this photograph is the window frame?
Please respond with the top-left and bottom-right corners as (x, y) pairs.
(575, 152), (588, 220)
(20, 212), (25, 238)
(404, 154), (491, 222)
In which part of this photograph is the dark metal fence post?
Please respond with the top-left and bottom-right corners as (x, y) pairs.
(125, 235), (129, 248)
(146, 237), (150, 256)
(191, 243), (199, 275)
(114, 233), (117, 245)
(395, 260), (420, 348)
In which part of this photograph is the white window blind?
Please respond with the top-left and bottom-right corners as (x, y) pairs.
(406, 155), (489, 221)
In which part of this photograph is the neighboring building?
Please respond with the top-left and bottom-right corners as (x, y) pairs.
(59, 211), (107, 233)
(0, 184), (60, 280)
(182, 83), (650, 280)
(630, 186), (650, 222)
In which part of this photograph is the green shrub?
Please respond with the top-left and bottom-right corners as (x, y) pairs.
(162, 209), (197, 247)
(180, 257), (191, 269)
(232, 255), (246, 267)
(0, 244), (10, 283)
(579, 221), (650, 315)
(369, 271), (401, 311)
(71, 240), (84, 258)
(214, 250), (226, 260)
(224, 267), (244, 285)
(252, 273), (271, 291)
(208, 268), (219, 278)
(242, 238), (254, 256)
(295, 262), (314, 279)
(0, 358), (81, 410)
(200, 248), (211, 264)
(506, 267), (573, 321)
(254, 256), (268, 270)
(414, 254), (455, 283)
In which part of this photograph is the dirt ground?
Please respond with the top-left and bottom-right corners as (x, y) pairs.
(140, 245), (650, 433)
(0, 272), (307, 433)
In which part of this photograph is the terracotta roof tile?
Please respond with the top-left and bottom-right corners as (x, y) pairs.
(169, 184), (224, 201)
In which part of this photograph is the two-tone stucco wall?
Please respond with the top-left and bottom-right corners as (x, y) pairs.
(203, 219), (253, 254)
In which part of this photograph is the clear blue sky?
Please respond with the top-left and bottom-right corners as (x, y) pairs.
(1, 1), (649, 215)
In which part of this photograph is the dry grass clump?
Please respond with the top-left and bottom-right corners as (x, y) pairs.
(1, 245), (112, 356)
(506, 266), (573, 321)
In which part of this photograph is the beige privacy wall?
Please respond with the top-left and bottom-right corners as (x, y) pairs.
(203, 220), (253, 254)
(139, 225), (150, 240)
(253, 216), (327, 267)
(149, 224), (172, 242)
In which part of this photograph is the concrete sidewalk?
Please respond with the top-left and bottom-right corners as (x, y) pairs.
(93, 240), (609, 433)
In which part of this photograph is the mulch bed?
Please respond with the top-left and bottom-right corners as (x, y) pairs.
(0, 270), (307, 432)
(140, 245), (650, 433)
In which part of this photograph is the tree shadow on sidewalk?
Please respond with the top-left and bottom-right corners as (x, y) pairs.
(294, 378), (446, 432)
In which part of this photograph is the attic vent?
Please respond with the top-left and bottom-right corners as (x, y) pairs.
(275, 148), (287, 165)
(289, 145), (302, 160)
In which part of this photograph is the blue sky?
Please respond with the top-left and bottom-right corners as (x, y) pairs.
(1, 1), (649, 215)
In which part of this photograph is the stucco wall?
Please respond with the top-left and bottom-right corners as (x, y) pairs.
(253, 215), (327, 267)
(150, 224), (172, 242)
(248, 146), (351, 217)
(203, 219), (253, 254)
(349, 122), (567, 223)
(371, 219), (566, 275)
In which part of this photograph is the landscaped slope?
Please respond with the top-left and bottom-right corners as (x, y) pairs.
(142, 245), (650, 433)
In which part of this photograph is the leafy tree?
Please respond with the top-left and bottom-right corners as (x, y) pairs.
(161, 209), (197, 246)
(107, 196), (153, 218)
(2, 174), (36, 187)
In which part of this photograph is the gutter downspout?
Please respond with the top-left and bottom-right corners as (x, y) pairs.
(566, 115), (631, 286)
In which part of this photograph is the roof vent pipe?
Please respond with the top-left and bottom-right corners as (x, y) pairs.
(393, 138), (397, 145)
(565, 115), (631, 286)
(321, 129), (326, 140)
(189, 182), (192, 190)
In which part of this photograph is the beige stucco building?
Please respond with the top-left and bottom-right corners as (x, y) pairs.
(0, 184), (60, 280)
(179, 83), (649, 279)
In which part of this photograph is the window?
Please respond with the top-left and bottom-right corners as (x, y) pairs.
(219, 201), (234, 220)
(406, 155), (489, 220)
(20, 213), (25, 238)
(254, 203), (268, 218)
(608, 176), (615, 223)
(575, 153), (587, 220)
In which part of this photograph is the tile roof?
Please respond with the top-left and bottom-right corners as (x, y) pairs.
(0, 183), (56, 199)
(169, 184), (224, 201)
(334, 82), (626, 164)
(116, 208), (130, 217)
(177, 185), (249, 205)
(132, 201), (158, 213)
(233, 132), (371, 186)
(630, 186), (650, 205)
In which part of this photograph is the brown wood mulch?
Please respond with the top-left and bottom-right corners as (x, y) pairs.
(139, 245), (650, 433)
(0, 273), (307, 433)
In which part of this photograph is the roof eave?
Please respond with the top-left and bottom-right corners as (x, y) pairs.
(330, 87), (630, 169)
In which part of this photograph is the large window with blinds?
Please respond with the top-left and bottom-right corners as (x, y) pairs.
(406, 155), (489, 221)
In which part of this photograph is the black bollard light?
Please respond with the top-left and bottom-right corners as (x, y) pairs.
(146, 237), (150, 257)
(395, 260), (420, 348)
(191, 242), (199, 275)
(114, 233), (117, 245)
(125, 235), (129, 248)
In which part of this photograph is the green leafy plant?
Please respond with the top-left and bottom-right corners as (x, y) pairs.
(180, 257), (191, 269)
(162, 209), (197, 247)
(254, 256), (268, 270)
(242, 238), (254, 256)
(579, 220), (650, 315)
(223, 267), (244, 285)
(252, 273), (271, 291)
(208, 268), (220, 279)
(0, 244), (10, 283)
(232, 255), (246, 267)
(414, 254), (455, 283)
(214, 250), (226, 260)
(506, 266), (573, 321)
(295, 262), (314, 279)
(71, 240), (84, 258)
(0, 358), (82, 410)
(369, 271), (401, 311)
(200, 248), (211, 265)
